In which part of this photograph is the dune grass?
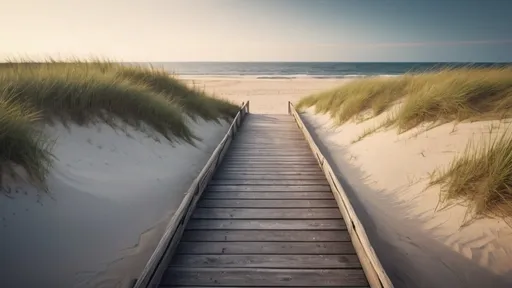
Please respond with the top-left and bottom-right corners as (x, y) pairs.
(297, 67), (512, 130)
(430, 130), (512, 222)
(297, 66), (512, 219)
(0, 59), (239, 188)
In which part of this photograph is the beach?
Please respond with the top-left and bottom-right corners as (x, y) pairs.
(178, 76), (351, 114)
(2, 66), (511, 288)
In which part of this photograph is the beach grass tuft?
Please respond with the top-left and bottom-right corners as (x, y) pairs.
(430, 130), (512, 221)
(0, 58), (240, 187)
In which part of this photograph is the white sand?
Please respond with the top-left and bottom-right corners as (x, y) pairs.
(179, 76), (349, 114)
(0, 119), (228, 288)
(302, 109), (512, 288)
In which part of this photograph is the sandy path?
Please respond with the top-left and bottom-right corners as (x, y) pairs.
(179, 76), (349, 114)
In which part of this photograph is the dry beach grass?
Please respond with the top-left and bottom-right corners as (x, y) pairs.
(0, 59), (239, 188)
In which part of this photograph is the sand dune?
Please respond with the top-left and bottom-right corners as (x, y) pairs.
(301, 109), (512, 288)
(0, 119), (228, 288)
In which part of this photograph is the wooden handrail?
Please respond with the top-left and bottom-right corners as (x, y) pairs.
(133, 101), (250, 288)
(288, 101), (393, 288)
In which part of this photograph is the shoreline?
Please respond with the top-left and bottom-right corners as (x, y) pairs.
(177, 74), (400, 80)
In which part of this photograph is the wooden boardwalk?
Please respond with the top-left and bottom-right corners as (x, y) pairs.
(158, 114), (369, 287)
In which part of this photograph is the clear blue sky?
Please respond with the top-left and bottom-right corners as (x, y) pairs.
(1, 0), (511, 62)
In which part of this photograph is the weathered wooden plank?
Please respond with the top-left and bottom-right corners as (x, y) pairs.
(238, 129), (302, 132)
(223, 156), (317, 160)
(234, 140), (306, 143)
(203, 192), (334, 199)
(168, 285), (370, 288)
(230, 142), (308, 145)
(192, 208), (341, 219)
(229, 144), (306, 147)
(181, 230), (351, 242)
(236, 136), (304, 139)
(228, 150), (311, 153)
(221, 160), (319, 165)
(169, 287), (369, 288)
(221, 163), (321, 168)
(229, 148), (311, 151)
(171, 254), (362, 268)
(186, 219), (346, 230)
(209, 179), (328, 186)
(238, 128), (301, 131)
(176, 241), (355, 254)
(207, 185), (331, 192)
(228, 151), (312, 154)
(230, 142), (309, 145)
(197, 199), (338, 208)
(236, 135), (304, 138)
(230, 144), (310, 148)
(237, 131), (302, 134)
(229, 148), (312, 152)
(230, 141), (305, 144)
(161, 267), (368, 286)
(220, 167), (323, 173)
(227, 153), (314, 157)
(235, 128), (297, 130)
(222, 161), (318, 165)
(216, 171), (324, 176)
(232, 138), (302, 141)
(229, 146), (312, 150)
(214, 174), (326, 180)
(239, 127), (299, 129)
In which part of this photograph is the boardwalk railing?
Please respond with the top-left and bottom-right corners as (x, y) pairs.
(133, 101), (250, 288)
(288, 102), (393, 288)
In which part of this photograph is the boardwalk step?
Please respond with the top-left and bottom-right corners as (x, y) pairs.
(209, 179), (329, 186)
(192, 208), (342, 219)
(181, 230), (351, 242)
(171, 254), (362, 268)
(162, 267), (368, 287)
(207, 185), (331, 192)
(176, 241), (356, 254)
(202, 192), (335, 199)
(186, 219), (346, 230)
(213, 174), (326, 180)
(197, 199), (338, 208)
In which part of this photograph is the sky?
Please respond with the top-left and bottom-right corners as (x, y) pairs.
(1, 0), (511, 62)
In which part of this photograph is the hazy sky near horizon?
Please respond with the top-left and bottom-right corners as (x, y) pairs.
(1, 0), (511, 62)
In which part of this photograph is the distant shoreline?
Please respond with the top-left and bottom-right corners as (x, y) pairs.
(176, 74), (400, 80)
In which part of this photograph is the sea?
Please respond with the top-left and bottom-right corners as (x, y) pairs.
(138, 62), (511, 79)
